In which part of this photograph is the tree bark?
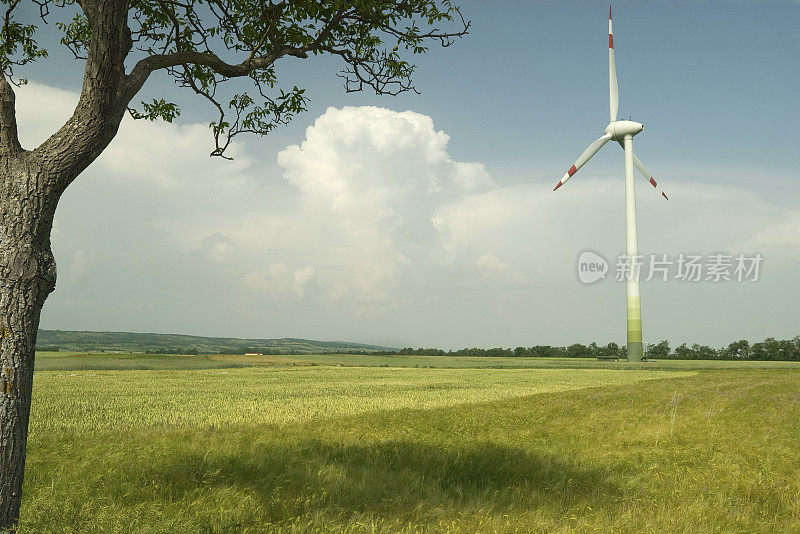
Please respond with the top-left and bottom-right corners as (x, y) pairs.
(0, 153), (58, 532)
(0, 7), (129, 525)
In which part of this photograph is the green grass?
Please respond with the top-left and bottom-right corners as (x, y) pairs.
(35, 350), (800, 371)
(18, 358), (800, 532)
(29, 367), (685, 433)
(261, 352), (800, 370)
(34, 351), (259, 371)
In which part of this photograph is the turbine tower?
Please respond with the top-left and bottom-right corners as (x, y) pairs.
(552, 4), (668, 362)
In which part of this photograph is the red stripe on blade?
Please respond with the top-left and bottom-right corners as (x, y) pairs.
(568, 165), (577, 177)
(553, 182), (563, 191)
(662, 192), (669, 200)
(649, 177), (658, 187)
(609, 5), (612, 19)
(609, 35), (614, 49)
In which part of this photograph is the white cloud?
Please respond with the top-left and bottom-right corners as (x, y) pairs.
(15, 82), (252, 192)
(277, 106), (491, 233)
(240, 264), (291, 298)
(69, 249), (96, 281)
(14, 81), (800, 348)
(475, 253), (525, 284)
(14, 83), (76, 148)
(452, 161), (494, 191)
(272, 106), (496, 305)
(748, 211), (800, 247)
(293, 266), (318, 298)
(197, 233), (238, 263)
(100, 121), (253, 191)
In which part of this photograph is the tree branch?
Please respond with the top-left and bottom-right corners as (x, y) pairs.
(123, 3), (350, 104)
(123, 45), (307, 104)
(32, 0), (130, 187)
(0, 72), (22, 154)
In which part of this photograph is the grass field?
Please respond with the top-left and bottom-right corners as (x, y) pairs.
(28, 367), (691, 434)
(34, 350), (800, 371)
(19, 353), (800, 532)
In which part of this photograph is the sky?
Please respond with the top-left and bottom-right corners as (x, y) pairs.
(12, 1), (800, 349)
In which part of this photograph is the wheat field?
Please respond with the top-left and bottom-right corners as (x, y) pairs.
(18, 355), (800, 533)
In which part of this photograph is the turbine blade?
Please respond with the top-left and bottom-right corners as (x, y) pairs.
(553, 134), (613, 191)
(609, 4), (619, 122)
(617, 142), (669, 199)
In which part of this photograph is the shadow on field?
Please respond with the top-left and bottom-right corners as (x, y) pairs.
(137, 438), (619, 519)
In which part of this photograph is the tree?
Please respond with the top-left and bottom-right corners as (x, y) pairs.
(566, 343), (589, 358)
(673, 343), (691, 360)
(751, 338), (780, 361)
(605, 341), (621, 358)
(0, 1), (468, 528)
(690, 343), (717, 360)
(648, 339), (670, 358)
(725, 339), (750, 360)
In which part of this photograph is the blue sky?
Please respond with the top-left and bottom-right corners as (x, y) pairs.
(25, 1), (800, 178)
(15, 1), (800, 348)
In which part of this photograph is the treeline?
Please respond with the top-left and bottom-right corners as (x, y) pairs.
(382, 336), (800, 361)
(655, 337), (800, 361)
(145, 346), (383, 356)
(382, 343), (628, 358)
(37, 335), (800, 361)
(145, 347), (200, 355)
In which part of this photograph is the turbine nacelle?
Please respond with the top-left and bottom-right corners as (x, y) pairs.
(604, 120), (644, 141)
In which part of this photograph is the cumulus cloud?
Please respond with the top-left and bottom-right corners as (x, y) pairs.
(748, 211), (800, 247)
(240, 264), (291, 298)
(292, 266), (318, 298)
(15, 81), (800, 347)
(15, 83), (252, 193)
(197, 233), (238, 263)
(475, 253), (525, 285)
(69, 249), (96, 282)
(277, 106), (493, 233)
(272, 106), (496, 305)
(14, 83), (76, 147)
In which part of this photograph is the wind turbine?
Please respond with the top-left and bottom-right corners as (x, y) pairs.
(552, 4), (668, 362)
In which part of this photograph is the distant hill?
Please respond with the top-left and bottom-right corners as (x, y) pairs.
(36, 330), (397, 354)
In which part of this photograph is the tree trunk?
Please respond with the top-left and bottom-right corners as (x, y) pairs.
(0, 156), (58, 532)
